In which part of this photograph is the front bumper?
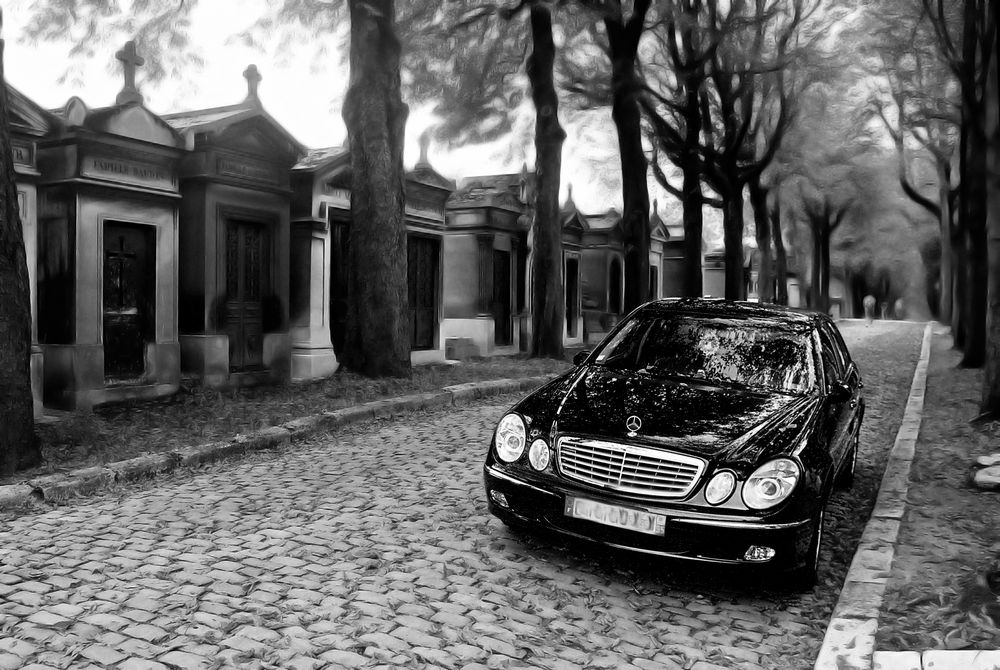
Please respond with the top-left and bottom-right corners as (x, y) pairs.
(484, 465), (816, 571)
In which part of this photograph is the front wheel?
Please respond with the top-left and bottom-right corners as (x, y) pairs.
(789, 506), (825, 589)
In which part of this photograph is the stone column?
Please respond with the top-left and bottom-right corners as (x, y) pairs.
(290, 218), (337, 380)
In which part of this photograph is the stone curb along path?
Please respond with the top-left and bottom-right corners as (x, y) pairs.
(813, 322), (932, 670)
(0, 374), (558, 513)
(814, 324), (1000, 670)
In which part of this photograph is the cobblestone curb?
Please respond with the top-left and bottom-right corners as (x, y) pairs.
(0, 373), (558, 511)
(814, 323), (933, 670)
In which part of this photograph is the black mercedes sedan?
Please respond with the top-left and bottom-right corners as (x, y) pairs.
(483, 298), (863, 587)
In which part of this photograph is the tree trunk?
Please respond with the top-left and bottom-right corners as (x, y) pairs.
(722, 191), (746, 300)
(958, 0), (986, 367)
(527, 3), (565, 359)
(750, 176), (773, 303)
(773, 200), (789, 305)
(820, 226), (831, 315)
(952, 227), (967, 347)
(810, 225), (823, 311)
(0, 36), (41, 475)
(937, 159), (954, 323)
(961, 124), (988, 367)
(341, 0), (411, 378)
(681, 85), (704, 298)
(980, 31), (1000, 413)
(606, 2), (651, 313)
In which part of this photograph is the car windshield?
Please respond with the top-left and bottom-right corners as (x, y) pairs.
(592, 314), (816, 394)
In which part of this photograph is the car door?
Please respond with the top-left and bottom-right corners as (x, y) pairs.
(818, 323), (858, 477)
(825, 321), (863, 445)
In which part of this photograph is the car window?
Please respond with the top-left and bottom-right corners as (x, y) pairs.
(827, 322), (853, 367)
(817, 326), (846, 386)
(819, 345), (841, 391)
(592, 314), (816, 394)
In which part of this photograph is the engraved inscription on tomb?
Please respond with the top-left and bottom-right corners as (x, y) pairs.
(83, 156), (175, 190)
(217, 157), (279, 185)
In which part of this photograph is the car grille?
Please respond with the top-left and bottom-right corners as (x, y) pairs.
(557, 437), (706, 499)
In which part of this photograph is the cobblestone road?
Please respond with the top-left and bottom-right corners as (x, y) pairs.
(0, 321), (925, 670)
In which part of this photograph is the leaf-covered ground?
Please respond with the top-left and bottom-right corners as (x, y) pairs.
(6, 356), (571, 487)
(876, 328), (1000, 651)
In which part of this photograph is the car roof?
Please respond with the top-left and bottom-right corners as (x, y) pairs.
(638, 298), (825, 328)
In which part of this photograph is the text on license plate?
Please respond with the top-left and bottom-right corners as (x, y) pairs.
(564, 496), (666, 536)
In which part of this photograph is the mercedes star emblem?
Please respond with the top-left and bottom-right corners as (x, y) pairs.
(626, 415), (642, 436)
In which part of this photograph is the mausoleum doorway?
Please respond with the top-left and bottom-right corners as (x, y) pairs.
(492, 248), (512, 347)
(102, 221), (155, 381)
(225, 219), (270, 372)
(408, 234), (439, 351)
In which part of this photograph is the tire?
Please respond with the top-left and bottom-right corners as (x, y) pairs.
(836, 432), (859, 490)
(789, 506), (825, 590)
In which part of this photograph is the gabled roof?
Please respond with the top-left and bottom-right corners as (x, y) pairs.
(293, 146), (350, 172)
(562, 210), (587, 232)
(406, 131), (455, 191)
(649, 201), (672, 242)
(161, 106), (246, 132)
(162, 100), (306, 156)
(408, 161), (455, 191)
(294, 146), (455, 196)
(448, 169), (528, 212)
(456, 164), (535, 200)
(7, 84), (56, 137)
(161, 65), (305, 157)
(49, 97), (186, 149)
(44, 41), (184, 148)
(457, 172), (523, 193)
(585, 209), (622, 231)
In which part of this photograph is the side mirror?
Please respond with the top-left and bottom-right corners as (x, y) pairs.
(829, 381), (852, 403)
(572, 350), (591, 366)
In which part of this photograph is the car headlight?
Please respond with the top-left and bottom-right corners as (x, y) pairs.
(742, 458), (800, 510)
(495, 414), (527, 463)
(704, 471), (736, 505)
(528, 439), (550, 471)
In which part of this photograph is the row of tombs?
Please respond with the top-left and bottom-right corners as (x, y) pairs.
(8, 42), (689, 414)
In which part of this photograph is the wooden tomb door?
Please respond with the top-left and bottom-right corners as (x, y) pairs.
(492, 249), (512, 346)
(408, 235), (438, 350)
(225, 221), (267, 372)
(103, 222), (154, 381)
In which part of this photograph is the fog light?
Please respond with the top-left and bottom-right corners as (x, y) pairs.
(743, 545), (776, 562)
(489, 490), (509, 508)
(528, 439), (551, 471)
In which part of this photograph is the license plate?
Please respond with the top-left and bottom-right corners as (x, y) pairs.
(564, 496), (666, 536)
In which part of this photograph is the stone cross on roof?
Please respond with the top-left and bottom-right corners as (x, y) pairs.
(417, 129), (431, 166)
(244, 64), (262, 103)
(115, 40), (144, 105)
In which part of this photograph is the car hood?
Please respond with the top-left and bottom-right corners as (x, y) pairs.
(553, 366), (818, 464)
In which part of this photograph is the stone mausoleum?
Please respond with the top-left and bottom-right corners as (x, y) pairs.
(35, 42), (186, 410)
(10, 40), (699, 413)
(163, 65), (304, 389)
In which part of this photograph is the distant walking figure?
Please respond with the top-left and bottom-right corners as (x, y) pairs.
(893, 298), (905, 320)
(863, 295), (876, 325)
(880, 301), (889, 320)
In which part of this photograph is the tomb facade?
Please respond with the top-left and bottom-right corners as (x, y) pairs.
(163, 65), (304, 387)
(35, 42), (186, 409)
